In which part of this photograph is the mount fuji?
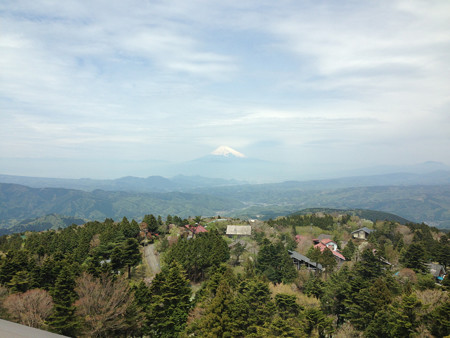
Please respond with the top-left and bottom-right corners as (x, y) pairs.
(161, 146), (283, 182)
(210, 146), (246, 158)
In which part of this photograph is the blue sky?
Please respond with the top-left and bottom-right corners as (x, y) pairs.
(1, 0), (449, 179)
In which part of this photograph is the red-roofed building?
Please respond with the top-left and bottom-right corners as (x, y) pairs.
(195, 225), (208, 233)
(313, 239), (345, 263)
(185, 224), (208, 238)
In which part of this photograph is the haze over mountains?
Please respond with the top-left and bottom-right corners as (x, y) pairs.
(1, 147), (450, 232)
(6, 146), (448, 184)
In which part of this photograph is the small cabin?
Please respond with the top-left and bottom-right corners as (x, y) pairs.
(351, 227), (375, 240)
(226, 225), (252, 237)
(427, 263), (446, 283)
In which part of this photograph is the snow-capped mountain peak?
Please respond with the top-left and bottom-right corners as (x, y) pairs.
(211, 146), (246, 158)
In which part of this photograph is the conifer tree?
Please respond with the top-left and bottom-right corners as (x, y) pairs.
(195, 279), (235, 337)
(122, 238), (141, 278)
(47, 265), (79, 336)
(231, 279), (275, 335)
(321, 266), (352, 325)
(143, 214), (159, 233)
(7, 270), (32, 293)
(402, 243), (427, 272)
(342, 240), (356, 261)
(146, 261), (191, 337)
(390, 294), (422, 337)
(256, 241), (297, 284)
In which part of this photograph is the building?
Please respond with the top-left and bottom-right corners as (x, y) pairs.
(351, 227), (375, 240)
(288, 250), (323, 272)
(226, 225), (252, 236)
(185, 224), (208, 238)
(427, 263), (446, 283)
(313, 238), (346, 263)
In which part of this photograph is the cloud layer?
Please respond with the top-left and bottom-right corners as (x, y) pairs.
(1, 0), (449, 178)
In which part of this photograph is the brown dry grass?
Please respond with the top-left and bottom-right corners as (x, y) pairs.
(269, 282), (320, 308)
(396, 224), (414, 245)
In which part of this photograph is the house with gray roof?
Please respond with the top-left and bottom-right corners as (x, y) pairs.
(288, 250), (323, 272)
(427, 263), (446, 282)
(351, 227), (375, 240)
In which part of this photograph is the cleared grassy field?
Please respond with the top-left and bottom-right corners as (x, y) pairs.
(295, 225), (324, 237)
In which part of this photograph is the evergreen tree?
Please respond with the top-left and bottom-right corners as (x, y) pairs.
(428, 301), (450, 337)
(143, 214), (159, 233)
(164, 230), (229, 282)
(342, 240), (356, 261)
(122, 238), (141, 278)
(231, 241), (246, 266)
(231, 279), (275, 336)
(146, 261), (191, 337)
(275, 293), (302, 320)
(321, 266), (352, 325)
(130, 281), (151, 335)
(256, 241), (297, 284)
(304, 273), (324, 298)
(402, 243), (427, 272)
(303, 308), (334, 337)
(319, 247), (337, 272)
(47, 265), (79, 336)
(390, 294), (422, 337)
(7, 270), (32, 293)
(120, 218), (140, 238)
(166, 214), (173, 226)
(194, 279), (235, 337)
(347, 277), (393, 330)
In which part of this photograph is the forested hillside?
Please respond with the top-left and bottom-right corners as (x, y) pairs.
(2, 181), (450, 231)
(0, 183), (243, 226)
(205, 184), (450, 229)
(0, 212), (448, 337)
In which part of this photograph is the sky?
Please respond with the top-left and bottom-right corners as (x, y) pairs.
(1, 0), (450, 179)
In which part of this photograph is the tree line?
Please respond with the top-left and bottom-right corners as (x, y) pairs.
(0, 213), (448, 337)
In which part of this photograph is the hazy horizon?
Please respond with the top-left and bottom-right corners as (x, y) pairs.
(1, 1), (449, 179)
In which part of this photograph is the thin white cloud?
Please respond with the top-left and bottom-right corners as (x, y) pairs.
(0, 0), (449, 177)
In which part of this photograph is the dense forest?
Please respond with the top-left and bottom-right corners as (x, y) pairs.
(0, 211), (449, 337)
(2, 181), (450, 230)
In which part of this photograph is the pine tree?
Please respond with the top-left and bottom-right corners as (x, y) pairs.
(122, 238), (141, 278)
(47, 265), (79, 336)
(319, 247), (337, 273)
(231, 279), (275, 336)
(304, 273), (324, 298)
(342, 240), (356, 261)
(402, 243), (427, 272)
(143, 214), (159, 233)
(303, 308), (334, 337)
(428, 301), (450, 337)
(390, 294), (422, 337)
(321, 266), (352, 325)
(275, 293), (302, 320)
(195, 279), (235, 337)
(256, 241), (297, 284)
(146, 261), (191, 337)
(7, 270), (32, 293)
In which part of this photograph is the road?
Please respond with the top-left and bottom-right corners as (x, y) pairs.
(143, 243), (161, 276)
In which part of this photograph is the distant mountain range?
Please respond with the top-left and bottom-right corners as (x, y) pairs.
(1, 153), (450, 232)
(0, 174), (243, 193)
(1, 180), (450, 231)
(1, 169), (450, 194)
